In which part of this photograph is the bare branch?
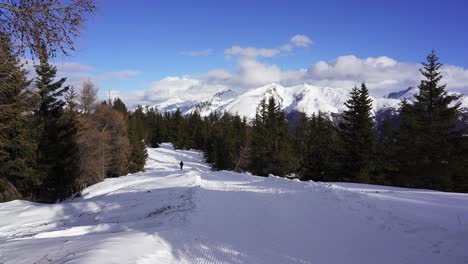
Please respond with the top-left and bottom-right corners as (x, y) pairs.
(0, 0), (96, 61)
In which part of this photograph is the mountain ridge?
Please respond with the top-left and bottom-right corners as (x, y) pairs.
(150, 83), (468, 118)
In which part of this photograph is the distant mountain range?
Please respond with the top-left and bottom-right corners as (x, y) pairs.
(151, 83), (468, 119)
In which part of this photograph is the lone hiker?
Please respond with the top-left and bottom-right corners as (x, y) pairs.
(180, 161), (184, 170)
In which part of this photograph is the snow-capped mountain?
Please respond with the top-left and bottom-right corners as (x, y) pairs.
(151, 83), (466, 118)
(385, 87), (417, 100)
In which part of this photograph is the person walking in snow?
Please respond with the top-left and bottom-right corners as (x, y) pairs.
(180, 161), (184, 170)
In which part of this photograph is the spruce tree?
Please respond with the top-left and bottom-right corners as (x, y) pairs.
(340, 83), (376, 183)
(64, 87), (79, 112)
(128, 106), (148, 173)
(112, 97), (128, 116)
(0, 33), (40, 200)
(169, 108), (186, 149)
(34, 59), (78, 201)
(291, 112), (309, 173)
(396, 51), (462, 190)
(374, 117), (398, 185)
(186, 110), (204, 150)
(145, 107), (160, 148)
(249, 99), (270, 176)
(302, 112), (341, 182)
(249, 97), (295, 176)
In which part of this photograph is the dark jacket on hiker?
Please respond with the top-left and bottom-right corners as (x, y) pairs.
(180, 161), (184, 170)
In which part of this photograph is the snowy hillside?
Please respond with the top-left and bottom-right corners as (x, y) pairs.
(151, 83), (468, 119)
(154, 83), (401, 118)
(1, 144), (468, 263)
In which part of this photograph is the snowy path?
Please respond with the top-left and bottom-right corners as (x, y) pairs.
(1, 143), (467, 263)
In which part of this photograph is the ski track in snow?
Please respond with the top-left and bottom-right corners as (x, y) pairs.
(1, 143), (468, 264)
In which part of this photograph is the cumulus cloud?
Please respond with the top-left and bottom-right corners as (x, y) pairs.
(119, 54), (468, 107)
(179, 49), (213, 57)
(33, 53), (467, 108)
(22, 59), (141, 101)
(290, 35), (313, 47)
(225, 46), (280, 59)
(235, 59), (282, 86)
(142, 76), (228, 103)
(299, 55), (419, 94)
(225, 34), (314, 59)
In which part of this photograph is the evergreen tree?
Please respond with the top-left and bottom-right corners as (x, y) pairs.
(249, 97), (296, 176)
(290, 112), (309, 174)
(185, 110), (204, 149)
(249, 99), (271, 176)
(145, 107), (160, 147)
(206, 113), (249, 170)
(128, 106), (148, 173)
(396, 51), (462, 190)
(340, 83), (376, 183)
(374, 117), (398, 185)
(302, 112), (342, 182)
(0, 33), (40, 200)
(64, 86), (79, 112)
(112, 97), (128, 116)
(34, 59), (78, 201)
(169, 108), (186, 149)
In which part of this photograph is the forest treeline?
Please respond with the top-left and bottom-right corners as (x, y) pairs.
(0, 36), (147, 202)
(1, 42), (467, 203)
(131, 51), (468, 193)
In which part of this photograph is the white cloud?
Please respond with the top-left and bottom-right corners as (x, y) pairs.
(201, 69), (233, 81)
(22, 59), (141, 100)
(97, 70), (141, 81)
(225, 34), (314, 59)
(225, 46), (280, 59)
(235, 59), (282, 86)
(301, 55), (419, 94)
(143, 76), (227, 103)
(26, 53), (467, 108)
(290, 35), (313, 47)
(179, 49), (213, 57)
(118, 54), (468, 107)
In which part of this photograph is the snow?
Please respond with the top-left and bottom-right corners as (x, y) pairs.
(153, 83), (413, 119)
(1, 144), (468, 263)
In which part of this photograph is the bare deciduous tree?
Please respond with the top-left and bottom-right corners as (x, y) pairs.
(0, 0), (96, 61)
(93, 103), (130, 177)
(75, 104), (130, 191)
(76, 114), (103, 188)
(79, 79), (97, 114)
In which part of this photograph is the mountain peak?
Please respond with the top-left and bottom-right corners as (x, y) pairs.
(385, 87), (416, 99)
(151, 84), (464, 119)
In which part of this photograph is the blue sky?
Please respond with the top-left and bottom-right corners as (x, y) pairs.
(55, 0), (468, 103)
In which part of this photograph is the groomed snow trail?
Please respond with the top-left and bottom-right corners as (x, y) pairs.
(1, 143), (467, 263)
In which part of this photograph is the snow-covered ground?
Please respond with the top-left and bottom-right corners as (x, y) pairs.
(1, 144), (468, 264)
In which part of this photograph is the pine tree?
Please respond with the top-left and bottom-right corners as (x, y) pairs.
(0, 33), (40, 200)
(145, 107), (160, 147)
(249, 97), (296, 176)
(64, 86), (79, 112)
(186, 110), (205, 150)
(291, 112), (308, 174)
(340, 83), (376, 183)
(396, 51), (462, 190)
(302, 112), (342, 182)
(128, 106), (148, 173)
(112, 97), (128, 116)
(374, 117), (398, 185)
(169, 108), (186, 149)
(34, 59), (78, 201)
(249, 99), (270, 176)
